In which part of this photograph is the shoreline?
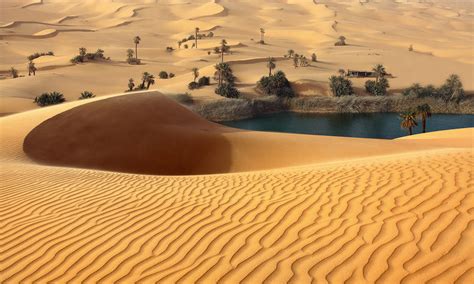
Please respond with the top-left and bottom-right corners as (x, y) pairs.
(192, 94), (474, 122)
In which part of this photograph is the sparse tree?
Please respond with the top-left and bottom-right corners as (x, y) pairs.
(416, 104), (432, 133)
(372, 64), (386, 83)
(400, 110), (418, 135)
(220, 39), (228, 63)
(10, 67), (18, 78)
(128, 78), (135, 91)
(440, 74), (465, 102)
(259, 28), (265, 44)
(335, 36), (346, 46)
(28, 61), (37, 76)
(134, 36), (141, 60)
(267, 57), (276, 76)
(311, 53), (317, 62)
(293, 54), (299, 68)
(195, 27), (200, 48)
(126, 49), (134, 60)
(287, 49), (295, 58)
(192, 67), (199, 82)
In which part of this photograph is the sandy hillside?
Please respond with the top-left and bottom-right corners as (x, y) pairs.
(1, 92), (473, 283)
(1, 0), (473, 114)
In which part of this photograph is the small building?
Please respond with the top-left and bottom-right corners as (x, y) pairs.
(346, 70), (377, 78)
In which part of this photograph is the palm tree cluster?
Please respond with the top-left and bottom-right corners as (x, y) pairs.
(188, 67), (210, 90)
(126, 72), (155, 91)
(403, 74), (465, 102)
(365, 64), (390, 96)
(71, 47), (107, 64)
(292, 53), (310, 68)
(329, 73), (354, 97)
(400, 104), (432, 135)
(214, 63), (239, 98)
(257, 70), (294, 98)
(177, 31), (214, 49)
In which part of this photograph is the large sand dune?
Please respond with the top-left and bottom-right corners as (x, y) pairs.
(1, 0), (473, 114)
(1, 93), (473, 283)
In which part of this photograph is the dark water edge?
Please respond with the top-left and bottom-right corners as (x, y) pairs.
(221, 112), (474, 139)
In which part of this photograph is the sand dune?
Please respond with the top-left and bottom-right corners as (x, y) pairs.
(1, 93), (473, 283)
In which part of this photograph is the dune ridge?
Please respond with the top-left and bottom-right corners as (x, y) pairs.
(1, 93), (473, 283)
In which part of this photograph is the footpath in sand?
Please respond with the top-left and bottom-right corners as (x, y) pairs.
(1, 93), (473, 283)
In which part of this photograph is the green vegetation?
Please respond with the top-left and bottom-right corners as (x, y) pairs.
(267, 57), (276, 76)
(329, 75), (354, 97)
(416, 103), (432, 133)
(403, 74), (465, 102)
(134, 36), (141, 61)
(78, 91), (95, 100)
(400, 110), (418, 135)
(10, 67), (18, 78)
(128, 78), (135, 91)
(159, 71), (169, 79)
(34, 92), (65, 107)
(257, 70), (294, 98)
(215, 83), (240, 98)
(71, 48), (108, 63)
(27, 51), (54, 61)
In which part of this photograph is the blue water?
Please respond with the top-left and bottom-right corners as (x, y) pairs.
(221, 112), (474, 139)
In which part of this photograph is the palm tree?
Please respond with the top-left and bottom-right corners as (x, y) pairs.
(195, 27), (199, 48)
(260, 28), (265, 43)
(128, 78), (135, 91)
(134, 36), (141, 60)
(220, 39), (228, 63)
(178, 40), (182, 49)
(338, 69), (346, 77)
(146, 74), (155, 89)
(416, 104), (432, 133)
(287, 49), (295, 58)
(141, 72), (150, 89)
(400, 111), (418, 135)
(293, 53), (299, 68)
(373, 64), (386, 83)
(28, 61), (36, 76)
(126, 49), (134, 61)
(192, 67), (199, 82)
(267, 57), (276, 76)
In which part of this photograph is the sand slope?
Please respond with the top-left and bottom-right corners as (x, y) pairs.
(1, 94), (473, 283)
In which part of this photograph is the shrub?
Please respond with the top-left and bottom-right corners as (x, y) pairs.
(79, 91), (95, 100)
(70, 55), (83, 63)
(215, 83), (240, 98)
(34, 92), (65, 106)
(198, 76), (210, 87)
(184, 44), (189, 49)
(329, 75), (354, 96)
(188, 81), (199, 90)
(169, 73), (175, 78)
(311, 53), (317, 62)
(127, 58), (141, 65)
(365, 78), (389, 96)
(402, 75), (465, 103)
(257, 70), (294, 98)
(10, 67), (18, 78)
(27, 51), (54, 61)
(166, 47), (174, 52)
(159, 71), (169, 79)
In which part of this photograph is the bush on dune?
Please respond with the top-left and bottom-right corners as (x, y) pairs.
(34, 92), (65, 107)
(78, 91), (95, 100)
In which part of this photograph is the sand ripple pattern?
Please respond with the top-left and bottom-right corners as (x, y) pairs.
(1, 148), (473, 283)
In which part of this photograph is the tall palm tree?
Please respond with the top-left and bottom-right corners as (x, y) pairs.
(134, 36), (141, 60)
(400, 111), (418, 135)
(141, 72), (150, 89)
(220, 39), (228, 63)
(267, 57), (276, 76)
(128, 78), (135, 91)
(416, 104), (432, 133)
(260, 28), (265, 43)
(373, 64), (386, 83)
(146, 74), (155, 89)
(192, 67), (199, 82)
(287, 49), (294, 58)
(195, 27), (199, 48)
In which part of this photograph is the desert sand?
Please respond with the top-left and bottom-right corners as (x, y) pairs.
(1, 92), (474, 283)
(1, 0), (474, 283)
(1, 0), (473, 114)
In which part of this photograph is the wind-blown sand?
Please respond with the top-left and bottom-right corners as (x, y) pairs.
(1, 93), (473, 283)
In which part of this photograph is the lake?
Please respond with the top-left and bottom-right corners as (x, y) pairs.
(221, 112), (474, 139)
